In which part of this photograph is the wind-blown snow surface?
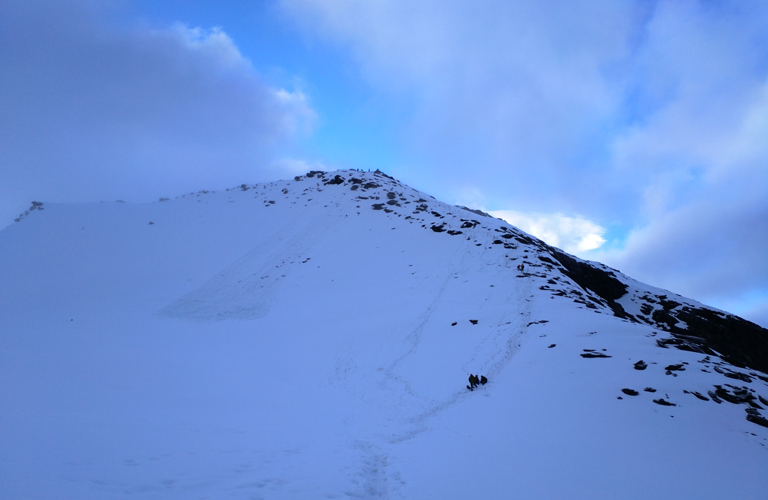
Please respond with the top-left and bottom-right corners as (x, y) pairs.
(1, 170), (766, 499)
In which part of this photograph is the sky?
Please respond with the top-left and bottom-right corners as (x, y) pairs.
(1, 0), (767, 327)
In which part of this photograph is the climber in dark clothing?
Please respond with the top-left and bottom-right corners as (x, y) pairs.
(467, 374), (487, 390)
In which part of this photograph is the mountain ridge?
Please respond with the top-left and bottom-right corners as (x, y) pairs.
(1, 167), (767, 499)
(222, 168), (768, 373)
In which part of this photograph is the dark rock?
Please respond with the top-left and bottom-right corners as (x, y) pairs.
(431, 225), (446, 232)
(363, 182), (380, 189)
(446, 230), (463, 235)
(622, 388), (639, 396)
(685, 390), (710, 401)
(660, 305), (768, 374)
(665, 364), (685, 372)
(581, 352), (611, 358)
(659, 298), (681, 310)
(457, 206), (492, 218)
(655, 335), (716, 356)
(723, 371), (753, 383)
(652, 308), (679, 328)
(451, 322), (457, 326)
(371, 204), (385, 210)
(644, 387), (657, 393)
(469, 320), (478, 325)
(653, 398), (676, 406)
(373, 169), (394, 180)
(714, 386), (748, 404)
(634, 360), (648, 370)
(325, 175), (345, 185)
(548, 344), (556, 348)
(746, 408), (768, 428)
(547, 249), (630, 321)
(656, 338), (673, 348)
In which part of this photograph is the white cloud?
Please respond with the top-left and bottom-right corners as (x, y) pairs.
(490, 210), (606, 254)
(0, 0), (315, 226)
(272, 158), (327, 175)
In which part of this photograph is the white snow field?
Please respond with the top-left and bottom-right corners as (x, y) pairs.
(1, 170), (766, 499)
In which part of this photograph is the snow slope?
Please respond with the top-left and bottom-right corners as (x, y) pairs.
(1, 169), (766, 499)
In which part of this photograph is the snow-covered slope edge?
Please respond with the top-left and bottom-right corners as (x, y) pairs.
(1, 168), (766, 499)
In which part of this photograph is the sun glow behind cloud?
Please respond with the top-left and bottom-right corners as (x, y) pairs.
(489, 210), (607, 254)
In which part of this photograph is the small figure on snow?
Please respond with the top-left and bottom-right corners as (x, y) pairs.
(467, 374), (487, 391)
(517, 263), (525, 272)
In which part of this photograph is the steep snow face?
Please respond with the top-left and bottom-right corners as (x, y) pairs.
(1, 169), (766, 499)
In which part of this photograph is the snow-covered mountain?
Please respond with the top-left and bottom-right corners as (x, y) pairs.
(1, 169), (766, 499)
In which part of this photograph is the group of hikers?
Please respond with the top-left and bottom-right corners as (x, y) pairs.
(516, 263), (525, 271)
(467, 373), (488, 391)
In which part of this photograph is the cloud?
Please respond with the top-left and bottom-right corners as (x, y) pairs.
(282, 0), (768, 323)
(0, 0), (314, 226)
(281, 0), (635, 210)
(490, 210), (607, 254)
(590, 177), (768, 321)
(271, 157), (328, 175)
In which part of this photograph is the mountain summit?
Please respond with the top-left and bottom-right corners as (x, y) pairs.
(1, 169), (766, 499)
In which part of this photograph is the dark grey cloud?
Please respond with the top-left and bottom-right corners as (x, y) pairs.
(0, 0), (313, 226)
(592, 177), (768, 309)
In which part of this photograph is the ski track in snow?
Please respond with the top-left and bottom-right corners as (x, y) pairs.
(344, 246), (540, 497)
(158, 207), (343, 322)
